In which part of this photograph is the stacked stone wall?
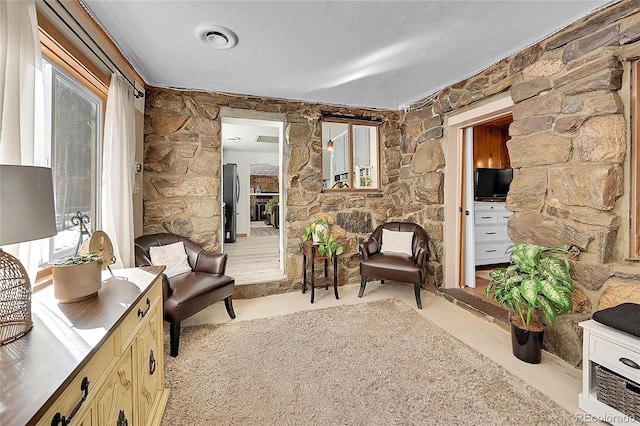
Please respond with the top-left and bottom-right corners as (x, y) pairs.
(402, 0), (640, 364)
(142, 0), (640, 364)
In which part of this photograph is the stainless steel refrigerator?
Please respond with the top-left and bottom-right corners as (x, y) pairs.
(223, 163), (239, 243)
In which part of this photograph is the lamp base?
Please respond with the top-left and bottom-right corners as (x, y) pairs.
(0, 249), (33, 345)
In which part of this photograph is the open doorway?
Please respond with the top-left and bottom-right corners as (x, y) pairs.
(221, 116), (286, 286)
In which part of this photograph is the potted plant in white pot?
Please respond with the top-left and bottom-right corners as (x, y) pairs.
(485, 243), (574, 364)
(52, 251), (103, 303)
(301, 217), (344, 257)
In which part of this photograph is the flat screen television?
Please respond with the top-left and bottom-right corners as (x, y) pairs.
(475, 168), (513, 200)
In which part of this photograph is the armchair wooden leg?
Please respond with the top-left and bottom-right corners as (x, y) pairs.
(224, 296), (236, 319)
(170, 322), (181, 357)
(358, 276), (367, 298)
(414, 284), (422, 309)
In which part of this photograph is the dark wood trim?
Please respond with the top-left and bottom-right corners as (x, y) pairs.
(632, 61), (640, 258)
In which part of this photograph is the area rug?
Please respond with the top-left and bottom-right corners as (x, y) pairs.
(162, 299), (575, 425)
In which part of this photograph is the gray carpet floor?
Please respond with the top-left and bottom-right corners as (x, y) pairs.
(162, 298), (575, 425)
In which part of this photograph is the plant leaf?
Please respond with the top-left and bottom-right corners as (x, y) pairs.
(536, 295), (558, 325)
(539, 279), (573, 312)
(520, 278), (540, 307)
(539, 256), (573, 291)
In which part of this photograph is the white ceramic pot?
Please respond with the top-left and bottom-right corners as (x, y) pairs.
(52, 261), (102, 303)
(312, 223), (329, 243)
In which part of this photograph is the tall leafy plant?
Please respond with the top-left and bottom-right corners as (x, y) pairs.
(485, 243), (574, 330)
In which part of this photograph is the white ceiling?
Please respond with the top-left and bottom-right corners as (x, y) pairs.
(80, 0), (615, 110)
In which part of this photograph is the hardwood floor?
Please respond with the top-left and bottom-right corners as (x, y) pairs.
(223, 222), (286, 285)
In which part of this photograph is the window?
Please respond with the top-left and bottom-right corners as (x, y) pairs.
(42, 58), (103, 262)
(322, 120), (379, 190)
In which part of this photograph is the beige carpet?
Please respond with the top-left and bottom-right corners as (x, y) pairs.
(162, 299), (575, 425)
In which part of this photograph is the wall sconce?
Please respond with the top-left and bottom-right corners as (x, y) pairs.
(0, 165), (57, 344)
(327, 140), (334, 151)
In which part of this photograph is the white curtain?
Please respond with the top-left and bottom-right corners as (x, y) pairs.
(102, 74), (135, 268)
(0, 0), (47, 279)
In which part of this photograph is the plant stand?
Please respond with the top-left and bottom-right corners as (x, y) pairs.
(302, 241), (338, 304)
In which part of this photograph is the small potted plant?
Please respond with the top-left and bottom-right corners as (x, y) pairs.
(52, 251), (104, 303)
(485, 243), (574, 364)
(301, 217), (344, 257)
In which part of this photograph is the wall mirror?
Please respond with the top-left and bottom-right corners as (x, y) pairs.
(322, 120), (379, 190)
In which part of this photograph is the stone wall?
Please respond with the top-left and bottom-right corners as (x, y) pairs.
(402, 0), (640, 365)
(142, 0), (640, 364)
(143, 89), (443, 295)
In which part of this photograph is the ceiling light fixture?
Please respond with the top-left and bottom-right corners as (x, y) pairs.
(196, 24), (238, 49)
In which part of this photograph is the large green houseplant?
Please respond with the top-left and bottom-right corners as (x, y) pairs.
(301, 217), (344, 257)
(485, 243), (574, 363)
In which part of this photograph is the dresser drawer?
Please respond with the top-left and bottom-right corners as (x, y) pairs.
(475, 225), (508, 242)
(496, 210), (512, 224)
(119, 280), (162, 350)
(37, 333), (118, 426)
(475, 242), (511, 261)
(590, 334), (640, 384)
(474, 211), (497, 224)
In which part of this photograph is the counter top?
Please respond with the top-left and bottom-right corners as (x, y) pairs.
(0, 266), (164, 426)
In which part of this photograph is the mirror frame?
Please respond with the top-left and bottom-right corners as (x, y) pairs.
(321, 118), (381, 192)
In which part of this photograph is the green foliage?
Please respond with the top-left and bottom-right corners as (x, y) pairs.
(301, 217), (344, 258)
(485, 243), (574, 328)
(53, 251), (103, 266)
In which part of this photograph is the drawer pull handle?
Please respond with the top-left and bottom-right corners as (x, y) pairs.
(117, 409), (128, 426)
(486, 249), (496, 253)
(480, 216), (492, 219)
(149, 349), (157, 375)
(51, 376), (90, 426)
(486, 232), (497, 235)
(619, 357), (640, 369)
(138, 298), (151, 318)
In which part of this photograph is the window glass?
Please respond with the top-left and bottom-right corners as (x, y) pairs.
(322, 120), (379, 190)
(43, 59), (102, 262)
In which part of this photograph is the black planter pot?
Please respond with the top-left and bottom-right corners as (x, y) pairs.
(511, 322), (544, 364)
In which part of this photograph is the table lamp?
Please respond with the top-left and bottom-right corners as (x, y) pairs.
(0, 165), (57, 344)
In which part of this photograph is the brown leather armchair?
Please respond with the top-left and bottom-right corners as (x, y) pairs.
(358, 222), (429, 309)
(134, 233), (235, 357)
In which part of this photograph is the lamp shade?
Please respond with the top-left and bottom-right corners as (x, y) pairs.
(0, 165), (57, 246)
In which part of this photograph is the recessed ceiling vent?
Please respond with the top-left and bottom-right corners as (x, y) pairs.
(196, 24), (238, 49)
(256, 136), (279, 144)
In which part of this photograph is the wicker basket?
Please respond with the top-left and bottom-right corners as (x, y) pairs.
(595, 365), (640, 421)
(0, 250), (33, 345)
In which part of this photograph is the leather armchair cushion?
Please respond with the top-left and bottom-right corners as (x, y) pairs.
(163, 271), (234, 323)
(360, 252), (423, 285)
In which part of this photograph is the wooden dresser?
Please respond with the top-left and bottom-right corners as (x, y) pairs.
(0, 267), (169, 425)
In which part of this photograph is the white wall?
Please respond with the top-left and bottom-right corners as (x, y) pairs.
(223, 150), (278, 236)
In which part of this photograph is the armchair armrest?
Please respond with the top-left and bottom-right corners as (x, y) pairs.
(359, 238), (380, 260)
(414, 243), (428, 268)
(194, 251), (228, 274)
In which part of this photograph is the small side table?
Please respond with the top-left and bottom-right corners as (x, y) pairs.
(302, 241), (339, 303)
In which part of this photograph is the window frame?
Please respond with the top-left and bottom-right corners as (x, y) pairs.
(321, 118), (381, 192)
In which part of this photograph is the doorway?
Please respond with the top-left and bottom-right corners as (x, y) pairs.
(443, 94), (513, 290)
(220, 115), (286, 285)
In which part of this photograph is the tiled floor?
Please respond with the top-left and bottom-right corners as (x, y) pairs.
(183, 280), (591, 421)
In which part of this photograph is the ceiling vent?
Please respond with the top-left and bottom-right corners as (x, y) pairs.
(195, 24), (238, 49)
(255, 136), (279, 144)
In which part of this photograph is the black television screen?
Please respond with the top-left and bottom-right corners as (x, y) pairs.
(475, 168), (512, 199)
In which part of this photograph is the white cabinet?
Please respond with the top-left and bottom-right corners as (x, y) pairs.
(579, 320), (640, 425)
(354, 126), (370, 167)
(474, 201), (513, 265)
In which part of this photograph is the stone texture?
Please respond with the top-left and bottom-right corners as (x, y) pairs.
(151, 176), (217, 198)
(505, 168), (547, 212)
(508, 212), (591, 251)
(184, 117), (219, 137)
(543, 318), (584, 367)
(190, 149), (221, 175)
(598, 278), (640, 309)
(511, 78), (552, 103)
(151, 113), (188, 135)
(562, 68), (623, 96)
(410, 140), (445, 174)
(562, 25), (620, 63)
(507, 133), (572, 168)
(509, 116), (554, 136)
(512, 94), (562, 119)
(576, 114), (626, 163)
(415, 172), (443, 204)
(570, 260), (614, 291)
(335, 211), (373, 234)
(548, 164), (623, 210)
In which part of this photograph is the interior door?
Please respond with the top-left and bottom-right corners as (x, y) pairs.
(463, 127), (476, 288)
